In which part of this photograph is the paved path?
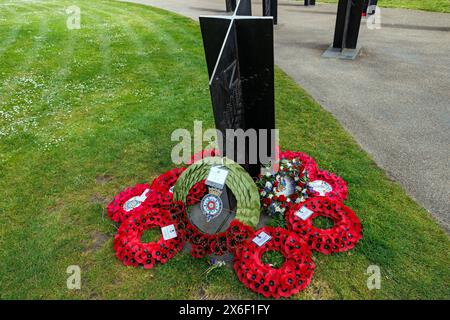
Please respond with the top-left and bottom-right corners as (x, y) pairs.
(122, 0), (450, 231)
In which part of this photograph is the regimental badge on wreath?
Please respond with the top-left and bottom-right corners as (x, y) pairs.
(201, 166), (229, 222)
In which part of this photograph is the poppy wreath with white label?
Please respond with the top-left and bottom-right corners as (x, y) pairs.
(285, 197), (362, 254)
(107, 183), (162, 224)
(113, 207), (186, 269)
(167, 200), (254, 258)
(307, 169), (348, 201)
(233, 227), (315, 299)
(161, 200), (225, 258)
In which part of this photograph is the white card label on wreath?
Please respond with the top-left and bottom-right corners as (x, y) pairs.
(309, 180), (332, 196)
(123, 188), (151, 212)
(206, 166), (229, 190)
(252, 231), (272, 247)
(161, 224), (177, 240)
(169, 186), (174, 194)
(295, 206), (314, 220)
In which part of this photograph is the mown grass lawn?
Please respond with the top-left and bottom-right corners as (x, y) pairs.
(0, 0), (449, 299)
(318, 0), (450, 13)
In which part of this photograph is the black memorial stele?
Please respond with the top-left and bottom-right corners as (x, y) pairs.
(200, 0), (275, 179)
(187, 0), (275, 240)
(323, 0), (364, 60)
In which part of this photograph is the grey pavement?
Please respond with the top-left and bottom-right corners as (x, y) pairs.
(122, 0), (450, 231)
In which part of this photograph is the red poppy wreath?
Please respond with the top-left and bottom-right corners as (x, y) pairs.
(307, 169), (348, 201)
(187, 220), (254, 259)
(167, 200), (255, 258)
(234, 227), (315, 298)
(114, 207), (186, 269)
(285, 197), (362, 254)
(164, 199), (225, 258)
(107, 183), (162, 224)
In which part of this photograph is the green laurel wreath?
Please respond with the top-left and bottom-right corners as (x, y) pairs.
(173, 157), (261, 228)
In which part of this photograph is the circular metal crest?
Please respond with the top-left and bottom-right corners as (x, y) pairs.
(200, 193), (223, 222)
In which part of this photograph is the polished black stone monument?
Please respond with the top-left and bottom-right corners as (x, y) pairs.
(304, 0), (316, 6)
(322, 0), (364, 60)
(187, 0), (275, 244)
(200, 1), (275, 179)
(263, 0), (277, 25)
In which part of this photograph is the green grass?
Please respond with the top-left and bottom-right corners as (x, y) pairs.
(313, 216), (335, 230)
(262, 251), (286, 269)
(318, 0), (450, 13)
(0, 0), (449, 300)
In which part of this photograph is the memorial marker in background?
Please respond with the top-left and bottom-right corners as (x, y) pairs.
(322, 0), (364, 60)
(225, 0), (237, 12)
(365, 0), (378, 15)
(263, 0), (278, 25)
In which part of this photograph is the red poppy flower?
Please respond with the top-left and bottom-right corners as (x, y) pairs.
(190, 244), (206, 258)
(226, 220), (255, 254)
(142, 256), (156, 269)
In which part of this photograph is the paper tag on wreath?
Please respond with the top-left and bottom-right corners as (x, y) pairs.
(123, 189), (151, 212)
(309, 180), (332, 196)
(252, 231), (272, 247)
(295, 206), (314, 220)
(161, 224), (177, 240)
(206, 166), (229, 190)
